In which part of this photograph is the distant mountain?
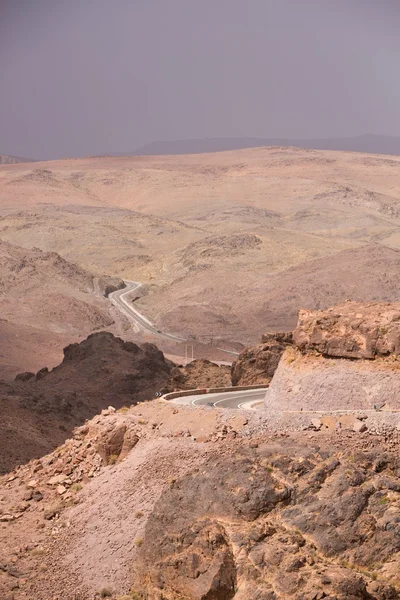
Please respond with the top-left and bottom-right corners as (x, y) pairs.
(132, 134), (400, 157)
(0, 154), (35, 165)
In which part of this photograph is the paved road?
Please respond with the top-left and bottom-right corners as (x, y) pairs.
(170, 388), (266, 409)
(109, 282), (262, 409)
(109, 281), (185, 342)
(109, 281), (240, 354)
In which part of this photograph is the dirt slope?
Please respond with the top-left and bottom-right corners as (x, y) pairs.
(0, 318), (69, 381)
(1, 402), (399, 600)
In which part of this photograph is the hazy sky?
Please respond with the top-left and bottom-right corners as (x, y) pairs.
(1, 0), (400, 159)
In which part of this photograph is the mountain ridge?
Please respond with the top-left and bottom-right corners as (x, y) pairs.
(130, 133), (400, 157)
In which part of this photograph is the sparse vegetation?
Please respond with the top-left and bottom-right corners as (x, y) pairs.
(70, 483), (82, 493)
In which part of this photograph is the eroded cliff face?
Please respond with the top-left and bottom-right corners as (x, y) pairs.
(265, 302), (400, 427)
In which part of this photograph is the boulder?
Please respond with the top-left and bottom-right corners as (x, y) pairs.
(14, 371), (35, 382)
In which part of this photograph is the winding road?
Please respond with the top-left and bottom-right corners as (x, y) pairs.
(109, 281), (185, 342)
(109, 281), (258, 409)
(168, 388), (266, 410)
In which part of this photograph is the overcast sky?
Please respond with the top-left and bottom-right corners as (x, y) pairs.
(1, 0), (400, 159)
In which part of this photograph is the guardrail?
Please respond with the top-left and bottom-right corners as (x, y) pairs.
(161, 384), (269, 402)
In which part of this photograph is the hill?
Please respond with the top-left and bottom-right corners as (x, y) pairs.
(1, 397), (399, 599)
(0, 154), (35, 164)
(133, 133), (400, 156)
(1, 147), (400, 349)
(0, 240), (125, 378)
(0, 332), (172, 474)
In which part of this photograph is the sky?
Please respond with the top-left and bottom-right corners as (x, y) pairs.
(1, 0), (400, 159)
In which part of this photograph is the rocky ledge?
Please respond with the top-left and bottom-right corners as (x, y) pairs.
(294, 301), (400, 359)
(265, 302), (400, 428)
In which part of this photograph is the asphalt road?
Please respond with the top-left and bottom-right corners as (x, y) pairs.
(109, 281), (240, 355)
(109, 281), (185, 342)
(109, 282), (262, 409)
(170, 388), (266, 409)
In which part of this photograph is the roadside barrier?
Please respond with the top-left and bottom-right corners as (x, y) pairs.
(161, 384), (269, 402)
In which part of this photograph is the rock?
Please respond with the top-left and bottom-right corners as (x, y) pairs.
(353, 419), (367, 433)
(35, 367), (49, 381)
(96, 424), (138, 464)
(97, 276), (125, 298)
(27, 479), (38, 488)
(293, 301), (400, 359)
(119, 429), (139, 462)
(135, 519), (237, 600)
(32, 491), (43, 502)
(133, 451), (291, 598)
(47, 474), (66, 486)
(56, 485), (67, 495)
(7, 565), (23, 578)
(14, 371), (35, 382)
(311, 418), (322, 431)
(96, 424), (126, 463)
(231, 332), (293, 386)
(0, 515), (14, 522)
(1, 330), (173, 475)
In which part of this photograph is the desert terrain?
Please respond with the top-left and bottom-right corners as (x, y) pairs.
(1, 146), (400, 375)
(1, 147), (400, 598)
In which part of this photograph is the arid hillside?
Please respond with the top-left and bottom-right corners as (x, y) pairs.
(2, 301), (400, 599)
(2, 146), (400, 346)
(1, 400), (399, 600)
(0, 332), (173, 474)
(0, 240), (126, 378)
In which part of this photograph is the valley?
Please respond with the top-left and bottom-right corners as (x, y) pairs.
(1, 146), (400, 374)
(2, 147), (400, 599)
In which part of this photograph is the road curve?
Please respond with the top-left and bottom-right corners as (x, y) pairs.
(109, 281), (186, 342)
(109, 282), (260, 409)
(169, 388), (266, 410)
(109, 281), (240, 355)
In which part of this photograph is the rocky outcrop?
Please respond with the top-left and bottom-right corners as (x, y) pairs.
(0, 332), (172, 474)
(294, 301), (400, 359)
(265, 302), (400, 424)
(97, 276), (125, 297)
(2, 400), (400, 599)
(167, 358), (231, 391)
(231, 332), (292, 386)
(132, 437), (400, 600)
